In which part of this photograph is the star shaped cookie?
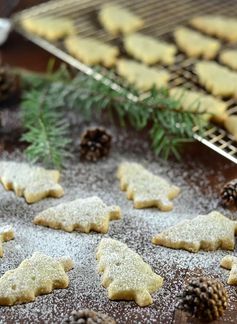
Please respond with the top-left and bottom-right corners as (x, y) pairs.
(221, 255), (237, 285)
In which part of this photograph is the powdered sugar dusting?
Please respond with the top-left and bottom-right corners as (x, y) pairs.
(0, 126), (237, 323)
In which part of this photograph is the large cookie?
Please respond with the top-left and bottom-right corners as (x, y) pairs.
(99, 3), (144, 35)
(152, 211), (237, 252)
(117, 162), (180, 211)
(0, 161), (64, 203)
(220, 49), (237, 71)
(124, 33), (177, 65)
(96, 238), (163, 306)
(0, 226), (14, 257)
(0, 252), (74, 305)
(34, 196), (121, 233)
(116, 59), (170, 91)
(170, 87), (227, 122)
(190, 15), (237, 42)
(195, 61), (237, 98)
(64, 36), (119, 67)
(174, 26), (221, 59)
(21, 15), (75, 41)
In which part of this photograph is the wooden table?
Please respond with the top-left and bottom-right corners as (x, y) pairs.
(1, 1), (237, 323)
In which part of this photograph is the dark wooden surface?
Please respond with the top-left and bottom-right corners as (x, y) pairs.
(1, 1), (237, 323)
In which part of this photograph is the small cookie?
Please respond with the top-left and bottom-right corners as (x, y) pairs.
(190, 15), (237, 42)
(0, 252), (74, 305)
(170, 87), (227, 122)
(99, 3), (144, 35)
(224, 115), (237, 140)
(96, 238), (163, 307)
(174, 26), (221, 59)
(21, 16), (75, 41)
(0, 161), (64, 204)
(152, 211), (237, 253)
(34, 196), (121, 233)
(116, 59), (170, 91)
(64, 36), (119, 67)
(221, 255), (237, 285)
(220, 49), (237, 71)
(117, 162), (180, 211)
(124, 33), (177, 65)
(0, 226), (14, 257)
(195, 61), (237, 98)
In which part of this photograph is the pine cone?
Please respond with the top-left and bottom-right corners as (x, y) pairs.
(80, 127), (112, 162)
(177, 277), (228, 321)
(220, 179), (237, 207)
(0, 65), (17, 102)
(62, 309), (116, 324)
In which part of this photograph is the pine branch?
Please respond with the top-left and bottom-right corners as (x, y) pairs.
(19, 66), (208, 167)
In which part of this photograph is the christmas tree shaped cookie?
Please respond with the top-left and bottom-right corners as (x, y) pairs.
(34, 196), (121, 233)
(117, 162), (180, 211)
(96, 238), (163, 306)
(152, 211), (237, 252)
(0, 252), (74, 305)
(221, 255), (237, 285)
(0, 226), (14, 257)
(0, 161), (64, 203)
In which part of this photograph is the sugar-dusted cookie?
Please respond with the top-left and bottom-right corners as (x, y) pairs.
(96, 238), (163, 306)
(220, 49), (237, 71)
(116, 59), (170, 92)
(21, 16), (75, 41)
(152, 211), (237, 253)
(170, 87), (227, 122)
(195, 61), (237, 98)
(124, 33), (177, 65)
(174, 26), (221, 59)
(99, 3), (144, 35)
(64, 36), (119, 67)
(34, 196), (121, 233)
(0, 161), (64, 204)
(0, 252), (74, 305)
(0, 226), (14, 257)
(221, 255), (237, 285)
(117, 162), (180, 211)
(190, 15), (237, 42)
(224, 115), (237, 140)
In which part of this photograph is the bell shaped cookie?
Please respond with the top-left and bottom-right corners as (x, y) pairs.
(117, 162), (180, 211)
(96, 238), (163, 306)
(0, 252), (74, 305)
(0, 161), (64, 203)
(152, 211), (237, 252)
(34, 196), (121, 233)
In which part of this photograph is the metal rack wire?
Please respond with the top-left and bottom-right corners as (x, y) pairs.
(12, 0), (237, 163)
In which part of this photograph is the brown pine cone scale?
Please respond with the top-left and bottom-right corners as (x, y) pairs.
(62, 309), (116, 324)
(220, 179), (237, 207)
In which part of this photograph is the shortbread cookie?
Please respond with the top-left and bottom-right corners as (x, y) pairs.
(0, 226), (14, 257)
(0, 252), (74, 305)
(21, 16), (75, 41)
(64, 36), (119, 67)
(124, 33), (177, 65)
(34, 196), (121, 233)
(224, 116), (237, 140)
(190, 15), (237, 42)
(195, 61), (237, 98)
(174, 26), (221, 59)
(152, 211), (237, 253)
(116, 59), (170, 91)
(99, 4), (144, 35)
(117, 162), (180, 211)
(96, 238), (163, 306)
(170, 87), (227, 122)
(221, 255), (237, 285)
(220, 49), (237, 71)
(0, 161), (64, 204)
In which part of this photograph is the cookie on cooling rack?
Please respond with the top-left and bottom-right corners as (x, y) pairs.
(220, 49), (237, 71)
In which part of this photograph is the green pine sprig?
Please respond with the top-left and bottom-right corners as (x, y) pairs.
(19, 65), (207, 168)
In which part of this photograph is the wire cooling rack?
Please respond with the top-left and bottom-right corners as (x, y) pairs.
(12, 0), (237, 163)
